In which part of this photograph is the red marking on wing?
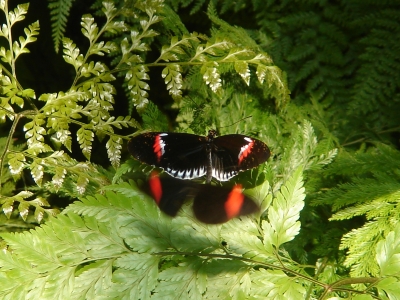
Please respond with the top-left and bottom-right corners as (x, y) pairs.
(238, 140), (254, 164)
(224, 184), (244, 219)
(149, 171), (162, 204)
(153, 135), (163, 162)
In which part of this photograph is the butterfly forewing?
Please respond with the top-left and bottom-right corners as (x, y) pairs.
(128, 132), (209, 180)
(211, 134), (271, 181)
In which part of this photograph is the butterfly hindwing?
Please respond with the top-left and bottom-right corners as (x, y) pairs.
(147, 172), (195, 216)
(192, 184), (259, 224)
(145, 172), (259, 224)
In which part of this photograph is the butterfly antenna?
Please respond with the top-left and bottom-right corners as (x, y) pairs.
(219, 116), (253, 133)
(218, 115), (253, 130)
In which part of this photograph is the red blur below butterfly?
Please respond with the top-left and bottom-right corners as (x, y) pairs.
(143, 171), (259, 224)
(128, 129), (270, 183)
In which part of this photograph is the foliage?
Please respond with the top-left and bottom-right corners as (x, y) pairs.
(0, 1), (138, 219)
(0, 0), (399, 299)
(0, 168), (380, 299)
(167, 0), (400, 142)
(313, 143), (400, 279)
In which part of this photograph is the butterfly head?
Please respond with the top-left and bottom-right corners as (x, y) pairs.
(207, 129), (217, 140)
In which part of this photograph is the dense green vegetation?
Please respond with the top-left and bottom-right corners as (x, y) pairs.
(0, 0), (399, 298)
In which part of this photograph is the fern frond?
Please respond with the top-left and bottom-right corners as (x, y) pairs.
(376, 224), (400, 277)
(270, 120), (337, 193)
(263, 167), (305, 251)
(312, 142), (400, 276)
(0, 212), (129, 299)
(318, 175), (400, 212)
(340, 221), (383, 277)
(351, 9), (400, 116)
(0, 167), (384, 298)
(375, 223), (400, 297)
(48, 0), (74, 52)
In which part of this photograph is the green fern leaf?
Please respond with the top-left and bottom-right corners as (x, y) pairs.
(170, 215), (222, 251)
(376, 224), (400, 277)
(221, 218), (270, 260)
(106, 136), (122, 168)
(67, 185), (218, 254)
(375, 224), (400, 298)
(251, 269), (306, 299)
(7, 3), (29, 25)
(7, 152), (25, 175)
(17, 201), (29, 221)
(30, 158), (44, 185)
(24, 114), (46, 148)
(140, 101), (169, 131)
(204, 260), (254, 299)
(0, 23), (7, 37)
(103, 181), (144, 200)
(162, 64), (183, 99)
(0, 89), (16, 122)
(48, 0), (74, 52)
(107, 253), (159, 299)
(81, 14), (99, 42)
(340, 221), (381, 277)
(80, 61), (107, 77)
(71, 260), (113, 299)
(0, 251), (41, 299)
(0, 47), (13, 65)
(153, 257), (207, 300)
(201, 63), (222, 93)
(76, 175), (89, 194)
(51, 166), (67, 189)
(62, 37), (84, 70)
(65, 192), (119, 219)
(263, 167), (305, 251)
(127, 65), (150, 110)
(234, 61), (250, 85)
(13, 21), (39, 59)
(2, 231), (61, 272)
(89, 40), (117, 56)
(0, 211), (129, 298)
(41, 267), (76, 299)
(375, 277), (400, 300)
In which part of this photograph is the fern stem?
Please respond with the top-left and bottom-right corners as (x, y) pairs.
(33, 114), (130, 141)
(2, 0), (16, 77)
(0, 113), (21, 193)
(341, 126), (400, 147)
(155, 251), (324, 286)
(305, 256), (329, 300)
(319, 277), (381, 300)
(154, 251), (380, 298)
